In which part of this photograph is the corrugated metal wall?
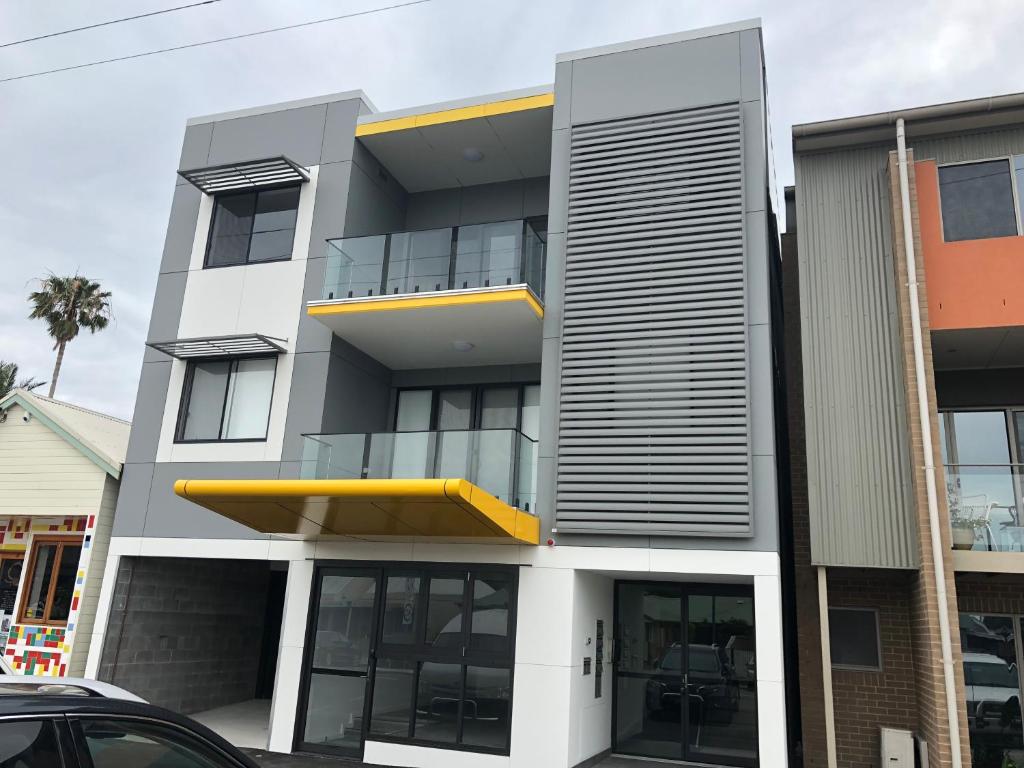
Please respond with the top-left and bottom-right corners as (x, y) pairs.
(554, 102), (752, 536)
(796, 125), (1024, 568)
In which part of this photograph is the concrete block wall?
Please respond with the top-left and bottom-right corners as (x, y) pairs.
(97, 557), (271, 714)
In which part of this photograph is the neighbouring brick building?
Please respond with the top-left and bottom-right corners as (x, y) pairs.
(788, 94), (1024, 768)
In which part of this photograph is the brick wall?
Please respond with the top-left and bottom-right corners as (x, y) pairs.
(783, 230), (830, 767)
(956, 574), (1024, 616)
(97, 556), (272, 714)
(828, 570), (919, 767)
(887, 150), (972, 768)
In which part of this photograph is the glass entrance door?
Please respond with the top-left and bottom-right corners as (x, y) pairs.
(297, 568), (380, 758)
(614, 582), (758, 766)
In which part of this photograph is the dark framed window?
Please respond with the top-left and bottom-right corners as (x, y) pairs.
(205, 185), (301, 268)
(0, 719), (62, 768)
(938, 159), (1020, 242)
(828, 607), (882, 671)
(19, 536), (83, 626)
(175, 356), (277, 443)
(296, 562), (518, 758)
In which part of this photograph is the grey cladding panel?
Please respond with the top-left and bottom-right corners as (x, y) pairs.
(555, 102), (750, 537)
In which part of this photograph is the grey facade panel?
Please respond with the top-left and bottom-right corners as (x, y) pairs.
(158, 183), (202, 275)
(124, 361), (172, 465)
(795, 143), (917, 568)
(206, 104), (328, 168)
(111, 463), (155, 537)
(554, 102), (752, 537)
(177, 123), (213, 174)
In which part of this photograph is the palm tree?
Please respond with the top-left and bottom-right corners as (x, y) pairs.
(28, 275), (112, 398)
(0, 361), (46, 399)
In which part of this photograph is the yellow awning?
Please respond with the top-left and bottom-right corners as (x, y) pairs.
(173, 478), (539, 545)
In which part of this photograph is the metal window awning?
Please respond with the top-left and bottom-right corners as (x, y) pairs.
(178, 156), (309, 194)
(173, 478), (540, 545)
(147, 334), (287, 359)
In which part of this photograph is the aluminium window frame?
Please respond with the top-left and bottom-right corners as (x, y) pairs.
(294, 561), (519, 759)
(17, 535), (85, 627)
(827, 606), (883, 672)
(936, 155), (1024, 243)
(202, 183), (302, 269)
(173, 354), (278, 444)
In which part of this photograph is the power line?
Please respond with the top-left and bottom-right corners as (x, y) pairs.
(0, 0), (222, 49)
(0, 0), (432, 84)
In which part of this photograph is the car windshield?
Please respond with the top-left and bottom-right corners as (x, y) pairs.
(966, 660), (1019, 689)
(689, 647), (720, 673)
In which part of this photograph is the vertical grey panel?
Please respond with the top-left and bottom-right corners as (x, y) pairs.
(206, 104), (328, 167)
(178, 123), (213, 172)
(158, 183), (202, 275)
(554, 102), (751, 537)
(125, 361), (172, 464)
(795, 144), (916, 568)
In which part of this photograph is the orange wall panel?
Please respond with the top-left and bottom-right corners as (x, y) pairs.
(917, 158), (1024, 330)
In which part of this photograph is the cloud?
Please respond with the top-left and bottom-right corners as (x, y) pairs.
(1, 0), (1020, 420)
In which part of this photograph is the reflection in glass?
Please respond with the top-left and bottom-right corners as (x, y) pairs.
(426, 577), (465, 647)
(939, 160), (1018, 242)
(470, 576), (511, 653)
(461, 666), (511, 750)
(382, 576), (421, 645)
(686, 594), (757, 763)
(311, 575), (377, 671)
(386, 228), (453, 295)
(325, 236), (387, 299)
(415, 662), (462, 744)
(455, 221), (522, 290)
(303, 673), (368, 751)
(369, 659), (416, 739)
(960, 614), (1023, 768)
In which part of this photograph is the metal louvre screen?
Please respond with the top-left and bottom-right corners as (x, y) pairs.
(555, 102), (750, 537)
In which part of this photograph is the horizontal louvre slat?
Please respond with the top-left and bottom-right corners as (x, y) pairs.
(555, 102), (750, 537)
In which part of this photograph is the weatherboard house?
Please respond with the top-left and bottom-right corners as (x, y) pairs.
(0, 388), (128, 677)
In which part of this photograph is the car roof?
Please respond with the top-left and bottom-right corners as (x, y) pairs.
(963, 652), (1013, 664)
(0, 695), (260, 767)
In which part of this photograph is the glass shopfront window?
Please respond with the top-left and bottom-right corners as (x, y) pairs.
(298, 563), (518, 759)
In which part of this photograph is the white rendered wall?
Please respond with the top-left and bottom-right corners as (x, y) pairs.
(92, 538), (788, 768)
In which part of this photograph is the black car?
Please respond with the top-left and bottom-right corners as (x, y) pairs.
(0, 680), (259, 768)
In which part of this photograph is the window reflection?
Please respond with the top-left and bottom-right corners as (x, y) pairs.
(960, 614), (1023, 768)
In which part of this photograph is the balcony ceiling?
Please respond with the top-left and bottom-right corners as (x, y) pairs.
(308, 286), (543, 370)
(174, 478), (540, 545)
(357, 98), (553, 193)
(932, 327), (1024, 369)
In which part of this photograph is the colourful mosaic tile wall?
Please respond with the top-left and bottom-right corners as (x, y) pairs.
(0, 515), (97, 677)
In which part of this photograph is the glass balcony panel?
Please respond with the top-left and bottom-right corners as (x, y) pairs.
(301, 429), (536, 511)
(386, 228), (453, 295)
(947, 464), (1024, 552)
(324, 235), (387, 299)
(323, 218), (546, 304)
(454, 221), (522, 291)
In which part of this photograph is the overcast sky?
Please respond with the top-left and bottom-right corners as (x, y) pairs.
(1, 0), (1021, 420)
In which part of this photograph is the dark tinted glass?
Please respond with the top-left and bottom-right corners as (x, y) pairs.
(461, 666), (511, 750)
(249, 186), (300, 262)
(49, 544), (81, 621)
(81, 718), (226, 767)
(829, 608), (880, 668)
(470, 575), (511, 652)
(414, 662), (461, 743)
(939, 160), (1018, 241)
(425, 577), (464, 647)
(311, 574), (376, 671)
(382, 575), (421, 644)
(22, 544), (57, 622)
(0, 720), (60, 768)
(179, 361), (231, 441)
(206, 192), (255, 266)
(369, 659), (416, 738)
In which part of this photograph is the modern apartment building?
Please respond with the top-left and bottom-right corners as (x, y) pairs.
(88, 20), (791, 768)
(789, 94), (1024, 768)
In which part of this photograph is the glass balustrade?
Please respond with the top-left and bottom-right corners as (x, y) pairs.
(323, 219), (546, 302)
(946, 464), (1024, 552)
(301, 429), (538, 514)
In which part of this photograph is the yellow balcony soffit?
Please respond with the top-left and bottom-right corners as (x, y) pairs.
(307, 286), (544, 320)
(356, 93), (555, 137)
(173, 477), (540, 545)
